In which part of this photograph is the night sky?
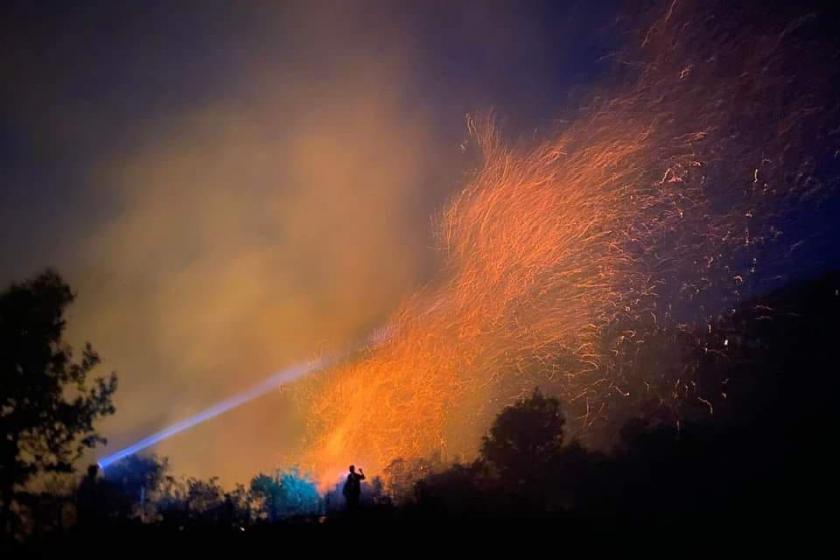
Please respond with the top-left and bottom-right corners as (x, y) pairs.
(1, 0), (621, 277)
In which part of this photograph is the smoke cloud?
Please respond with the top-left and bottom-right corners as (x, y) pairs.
(65, 4), (460, 484)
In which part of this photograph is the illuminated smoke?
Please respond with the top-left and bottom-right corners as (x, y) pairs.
(98, 358), (329, 469)
(297, 0), (840, 480)
(98, 324), (394, 470)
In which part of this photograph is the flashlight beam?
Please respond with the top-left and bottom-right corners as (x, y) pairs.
(97, 357), (330, 469)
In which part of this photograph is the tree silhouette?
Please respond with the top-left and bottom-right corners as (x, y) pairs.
(480, 388), (565, 481)
(0, 269), (117, 533)
(99, 455), (168, 521)
(103, 455), (167, 499)
(154, 475), (256, 529)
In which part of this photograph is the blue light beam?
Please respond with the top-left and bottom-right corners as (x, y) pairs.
(97, 357), (330, 469)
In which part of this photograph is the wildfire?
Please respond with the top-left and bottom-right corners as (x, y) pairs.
(293, 0), (840, 481)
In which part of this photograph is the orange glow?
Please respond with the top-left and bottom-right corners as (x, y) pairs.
(296, 1), (836, 483)
(300, 110), (678, 479)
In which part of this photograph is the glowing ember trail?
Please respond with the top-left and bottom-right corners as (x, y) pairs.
(289, 0), (840, 482)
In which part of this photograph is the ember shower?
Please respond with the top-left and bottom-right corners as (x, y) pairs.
(294, 1), (840, 479)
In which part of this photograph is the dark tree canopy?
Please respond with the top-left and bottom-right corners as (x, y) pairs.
(102, 455), (167, 500)
(0, 269), (117, 530)
(480, 388), (565, 479)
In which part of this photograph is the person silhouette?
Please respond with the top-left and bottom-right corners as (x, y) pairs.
(76, 464), (103, 529)
(342, 464), (365, 513)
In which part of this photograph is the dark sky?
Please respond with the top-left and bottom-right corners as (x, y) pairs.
(1, 0), (623, 280)
(1, 1), (627, 482)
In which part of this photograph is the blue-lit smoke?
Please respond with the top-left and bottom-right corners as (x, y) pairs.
(97, 357), (330, 469)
